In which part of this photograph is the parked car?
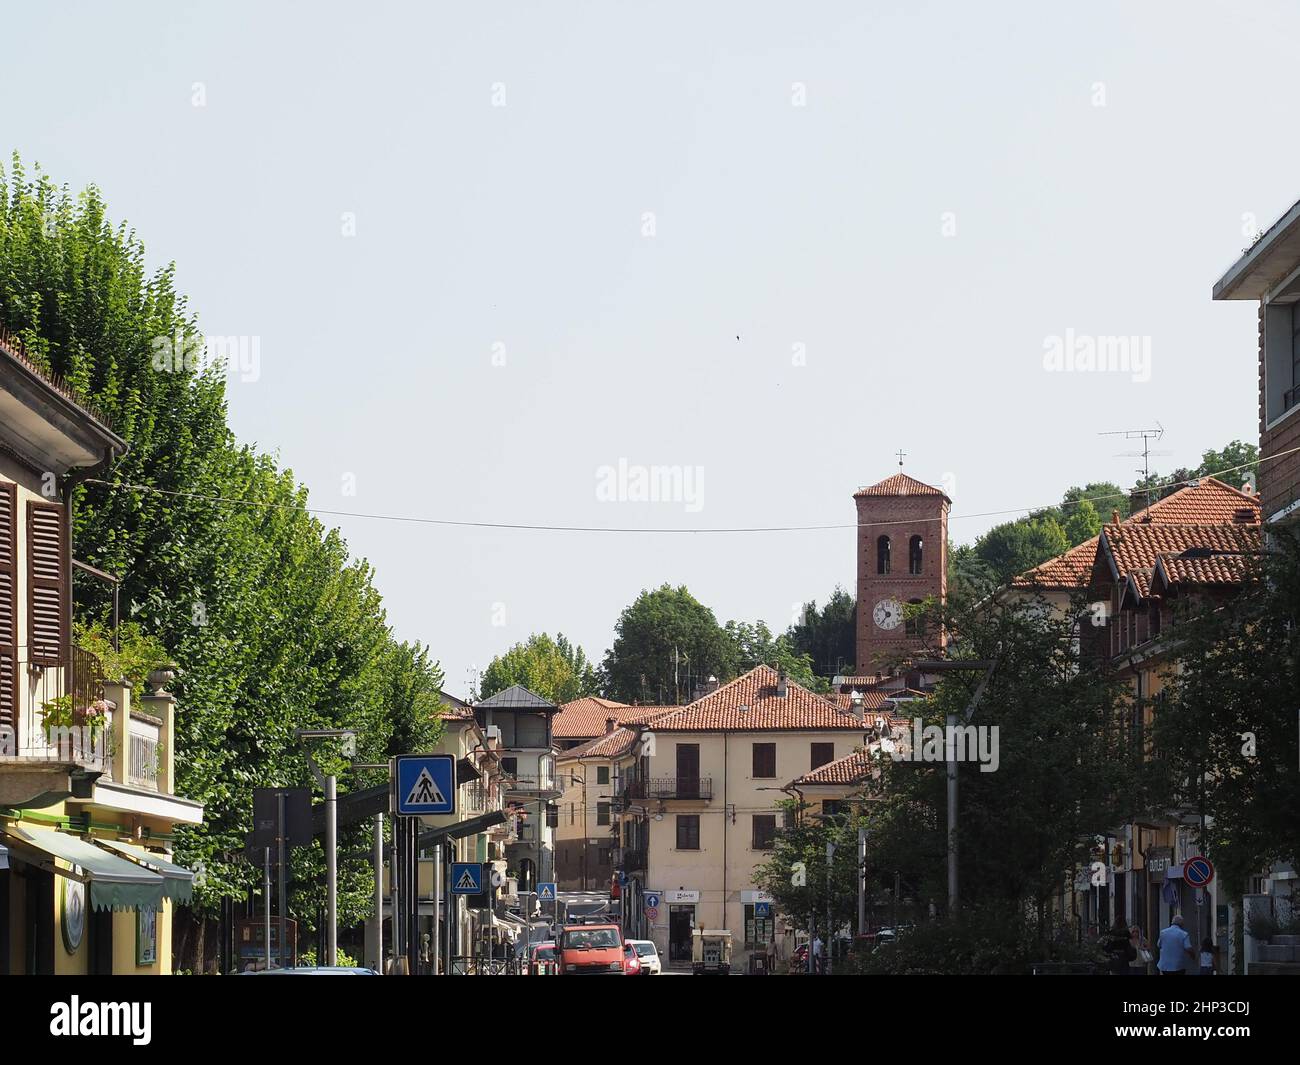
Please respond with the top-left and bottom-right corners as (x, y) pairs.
(529, 941), (558, 975)
(557, 922), (626, 974)
(622, 941), (642, 975)
(627, 939), (661, 975)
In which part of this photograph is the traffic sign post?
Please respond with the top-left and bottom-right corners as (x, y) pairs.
(452, 862), (484, 895)
(1183, 855), (1214, 887)
(393, 754), (456, 816)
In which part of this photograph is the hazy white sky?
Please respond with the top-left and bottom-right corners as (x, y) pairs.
(3, 1), (1291, 694)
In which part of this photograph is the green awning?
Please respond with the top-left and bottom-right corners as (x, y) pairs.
(95, 839), (194, 904)
(0, 823), (165, 912)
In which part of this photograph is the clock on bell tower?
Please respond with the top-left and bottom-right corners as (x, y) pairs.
(853, 470), (950, 675)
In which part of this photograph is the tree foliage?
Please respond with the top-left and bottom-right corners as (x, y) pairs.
(601, 585), (735, 703)
(480, 632), (599, 704)
(785, 586), (855, 680)
(0, 156), (444, 950)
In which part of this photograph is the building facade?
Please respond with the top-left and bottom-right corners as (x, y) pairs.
(636, 666), (876, 970)
(0, 333), (203, 974)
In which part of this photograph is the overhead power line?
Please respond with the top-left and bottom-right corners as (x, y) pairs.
(79, 446), (1284, 537)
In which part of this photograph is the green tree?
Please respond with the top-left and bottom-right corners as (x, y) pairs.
(480, 632), (599, 704)
(786, 586), (856, 679)
(971, 515), (1070, 587)
(724, 620), (820, 690)
(601, 585), (735, 703)
(1150, 528), (1300, 907)
(0, 155), (447, 965)
(859, 591), (1139, 951)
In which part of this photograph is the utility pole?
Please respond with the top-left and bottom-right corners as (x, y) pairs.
(277, 791), (287, 968)
(857, 826), (867, 935)
(916, 659), (997, 914)
(263, 846), (272, 970)
(372, 813), (383, 972)
(295, 728), (355, 968)
(826, 840), (835, 976)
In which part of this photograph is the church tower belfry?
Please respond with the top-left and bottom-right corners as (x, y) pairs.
(853, 470), (950, 674)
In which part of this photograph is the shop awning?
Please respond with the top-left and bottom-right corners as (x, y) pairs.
(95, 839), (195, 904)
(0, 823), (165, 912)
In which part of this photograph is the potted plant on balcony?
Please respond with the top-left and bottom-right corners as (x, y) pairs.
(40, 694), (111, 756)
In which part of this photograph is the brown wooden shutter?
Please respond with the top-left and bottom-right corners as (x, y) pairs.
(27, 500), (67, 668)
(0, 482), (16, 730)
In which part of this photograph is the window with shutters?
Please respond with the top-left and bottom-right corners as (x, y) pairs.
(752, 742), (776, 778)
(811, 743), (835, 770)
(27, 501), (67, 668)
(752, 814), (777, 850)
(0, 483), (16, 732)
(676, 814), (700, 850)
(597, 801), (610, 826)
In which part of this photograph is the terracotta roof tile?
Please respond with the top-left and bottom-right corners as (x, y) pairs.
(551, 698), (671, 739)
(854, 472), (951, 501)
(557, 727), (640, 761)
(824, 691), (890, 713)
(651, 666), (866, 731)
(1012, 479), (1261, 590)
(790, 748), (874, 786)
(1101, 523), (1261, 582)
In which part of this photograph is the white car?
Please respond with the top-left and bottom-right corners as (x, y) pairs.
(627, 940), (661, 975)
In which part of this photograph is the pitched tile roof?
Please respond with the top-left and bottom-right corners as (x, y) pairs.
(552, 698), (673, 739)
(1126, 477), (1260, 525)
(824, 691), (890, 713)
(651, 665), (866, 731)
(475, 684), (559, 711)
(789, 748), (874, 786)
(1011, 479), (1261, 590)
(1100, 522), (1261, 583)
(557, 726), (640, 761)
(854, 472), (951, 502)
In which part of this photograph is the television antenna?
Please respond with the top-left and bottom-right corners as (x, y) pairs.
(1098, 423), (1167, 511)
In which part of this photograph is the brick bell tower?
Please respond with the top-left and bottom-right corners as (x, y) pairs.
(854, 469), (950, 674)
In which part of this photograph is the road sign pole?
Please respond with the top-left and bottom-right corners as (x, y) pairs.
(277, 791), (287, 969)
(432, 841), (442, 975)
(263, 846), (272, 971)
(372, 813), (383, 973)
(325, 772), (338, 966)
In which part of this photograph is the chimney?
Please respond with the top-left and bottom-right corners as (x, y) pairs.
(605, 717), (617, 735)
(849, 689), (864, 723)
(776, 666), (788, 698)
(1111, 509), (1121, 525)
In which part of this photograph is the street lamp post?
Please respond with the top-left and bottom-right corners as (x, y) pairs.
(914, 659), (997, 915)
(295, 728), (357, 968)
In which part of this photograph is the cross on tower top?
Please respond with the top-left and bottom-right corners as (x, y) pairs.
(895, 449), (906, 468)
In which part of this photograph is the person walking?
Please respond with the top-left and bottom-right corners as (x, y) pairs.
(1199, 937), (1215, 976)
(1128, 926), (1150, 974)
(811, 934), (824, 975)
(1156, 914), (1195, 975)
(1103, 919), (1136, 975)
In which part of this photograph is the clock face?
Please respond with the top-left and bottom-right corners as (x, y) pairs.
(873, 598), (903, 631)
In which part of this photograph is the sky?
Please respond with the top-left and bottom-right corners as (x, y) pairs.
(2, 1), (1294, 696)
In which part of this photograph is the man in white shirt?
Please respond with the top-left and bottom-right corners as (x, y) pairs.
(1156, 914), (1195, 974)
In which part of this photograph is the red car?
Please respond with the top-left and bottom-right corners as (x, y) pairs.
(622, 941), (642, 975)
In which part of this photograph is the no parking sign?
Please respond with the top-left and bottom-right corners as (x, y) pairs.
(1183, 855), (1215, 887)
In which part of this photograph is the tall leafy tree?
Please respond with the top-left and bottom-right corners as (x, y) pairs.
(480, 632), (599, 704)
(786, 586), (856, 678)
(601, 584), (735, 703)
(724, 619), (819, 690)
(0, 156), (445, 965)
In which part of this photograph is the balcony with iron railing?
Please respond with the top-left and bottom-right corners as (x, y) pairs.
(623, 777), (713, 801)
(2, 646), (110, 770)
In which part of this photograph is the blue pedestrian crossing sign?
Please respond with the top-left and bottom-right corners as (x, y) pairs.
(755, 902), (771, 918)
(393, 754), (456, 816)
(451, 863), (483, 895)
(537, 882), (557, 901)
